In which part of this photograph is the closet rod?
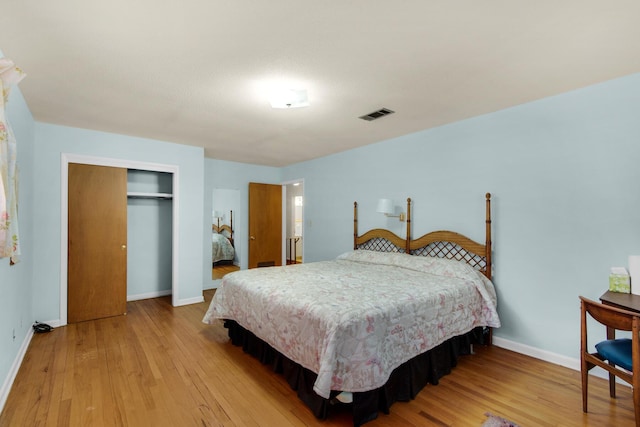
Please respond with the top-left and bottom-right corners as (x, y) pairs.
(127, 192), (173, 200)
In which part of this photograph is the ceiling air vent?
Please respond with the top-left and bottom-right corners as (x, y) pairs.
(359, 107), (395, 121)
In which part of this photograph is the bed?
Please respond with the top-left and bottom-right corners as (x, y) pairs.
(212, 210), (235, 265)
(203, 194), (499, 425)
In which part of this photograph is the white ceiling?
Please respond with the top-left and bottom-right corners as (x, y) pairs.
(1, 1), (639, 167)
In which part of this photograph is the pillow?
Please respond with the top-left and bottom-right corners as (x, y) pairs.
(338, 249), (481, 281)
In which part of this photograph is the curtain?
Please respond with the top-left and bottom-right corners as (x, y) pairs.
(0, 58), (26, 264)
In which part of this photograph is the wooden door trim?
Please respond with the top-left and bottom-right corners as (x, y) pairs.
(60, 153), (180, 326)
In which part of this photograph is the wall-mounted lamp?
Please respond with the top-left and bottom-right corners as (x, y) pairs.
(376, 198), (405, 222)
(213, 210), (223, 229)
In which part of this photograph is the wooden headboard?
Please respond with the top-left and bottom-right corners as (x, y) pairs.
(212, 209), (234, 246)
(354, 193), (492, 280)
(353, 198), (411, 253)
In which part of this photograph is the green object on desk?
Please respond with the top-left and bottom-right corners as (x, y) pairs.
(609, 273), (630, 293)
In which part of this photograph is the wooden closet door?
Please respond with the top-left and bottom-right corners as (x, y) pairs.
(68, 163), (128, 323)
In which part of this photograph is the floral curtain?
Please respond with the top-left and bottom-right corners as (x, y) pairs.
(0, 58), (26, 264)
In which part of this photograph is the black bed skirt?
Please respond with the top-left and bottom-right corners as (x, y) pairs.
(224, 320), (488, 426)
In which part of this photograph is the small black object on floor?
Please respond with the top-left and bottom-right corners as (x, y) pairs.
(33, 322), (53, 333)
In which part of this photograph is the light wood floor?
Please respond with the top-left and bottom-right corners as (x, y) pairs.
(1, 291), (636, 426)
(212, 264), (240, 280)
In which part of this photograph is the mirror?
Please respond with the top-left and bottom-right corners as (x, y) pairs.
(285, 181), (304, 265)
(212, 189), (240, 279)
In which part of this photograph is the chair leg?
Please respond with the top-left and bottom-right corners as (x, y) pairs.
(581, 359), (588, 413)
(634, 385), (640, 427)
(609, 373), (616, 397)
(608, 367), (616, 398)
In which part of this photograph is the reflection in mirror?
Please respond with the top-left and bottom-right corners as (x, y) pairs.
(212, 189), (241, 280)
(285, 181), (304, 265)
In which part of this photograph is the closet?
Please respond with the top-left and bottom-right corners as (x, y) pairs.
(67, 164), (173, 323)
(126, 169), (173, 301)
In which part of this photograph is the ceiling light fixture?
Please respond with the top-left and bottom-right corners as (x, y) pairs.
(269, 88), (309, 109)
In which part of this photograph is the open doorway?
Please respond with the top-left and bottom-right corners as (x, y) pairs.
(284, 181), (304, 264)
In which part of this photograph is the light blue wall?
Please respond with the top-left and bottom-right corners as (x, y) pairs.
(203, 158), (280, 289)
(32, 123), (205, 321)
(127, 198), (173, 297)
(3, 67), (640, 401)
(0, 75), (35, 401)
(282, 73), (640, 360)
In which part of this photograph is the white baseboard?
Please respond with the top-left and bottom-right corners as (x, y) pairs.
(127, 290), (172, 302)
(0, 327), (34, 414)
(175, 296), (204, 306)
(493, 336), (579, 371)
(42, 319), (64, 328)
(493, 336), (618, 383)
(204, 279), (223, 290)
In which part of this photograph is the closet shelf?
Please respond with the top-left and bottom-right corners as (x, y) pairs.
(127, 192), (173, 200)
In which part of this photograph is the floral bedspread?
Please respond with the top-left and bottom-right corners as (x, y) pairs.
(212, 233), (234, 263)
(203, 250), (500, 399)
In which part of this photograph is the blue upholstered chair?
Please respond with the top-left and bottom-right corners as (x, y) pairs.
(580, 296), (640, 426)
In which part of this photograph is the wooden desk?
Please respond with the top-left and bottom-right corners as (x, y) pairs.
(599, 290), (640, 340)
(599, 290), (640, 396)
(599, 290), (640, 314)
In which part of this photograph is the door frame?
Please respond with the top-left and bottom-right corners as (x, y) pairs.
(60, 153), (180, 326)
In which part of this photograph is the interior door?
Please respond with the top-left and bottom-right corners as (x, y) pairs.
(248, 182), (282, 268)
(68, 163), (128, 323)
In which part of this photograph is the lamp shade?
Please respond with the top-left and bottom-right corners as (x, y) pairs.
(376, 199), (394, 215)
(212, 210), (223, 219)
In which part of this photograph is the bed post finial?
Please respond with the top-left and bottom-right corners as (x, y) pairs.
(485, 193), (492, 281)
(405, 198), (411, 253)
(354, 201), (358, 250)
